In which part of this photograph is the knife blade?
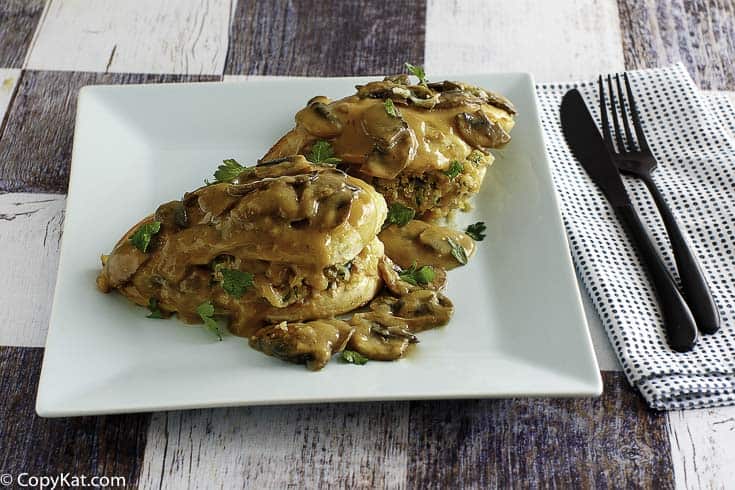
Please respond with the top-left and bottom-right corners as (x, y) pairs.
(560, 88), (698, 352)
(560, 90), (630, 208)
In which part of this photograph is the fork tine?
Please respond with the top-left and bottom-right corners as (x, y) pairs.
(623, 72), (650, 152)
(615, 74), (636, 151)
(606, 75), (626, 153)
(598, 76), (614, 151)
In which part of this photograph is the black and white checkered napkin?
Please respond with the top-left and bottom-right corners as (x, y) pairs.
(536, 64), (735, 410)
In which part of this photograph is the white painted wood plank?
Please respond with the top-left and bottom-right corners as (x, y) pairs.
(139, 403), (409, 489)
(25, 0), (231, 75)
(425, 0), (625, 82)
(668, 407), (735, 490)
(0, 193), (66, 347)
(0, 68), (21, 117)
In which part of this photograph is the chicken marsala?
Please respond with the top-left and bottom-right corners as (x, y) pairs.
(97, 156), (388, 338)
(98, 155), (457, 370)
(262, 73), (516, 220)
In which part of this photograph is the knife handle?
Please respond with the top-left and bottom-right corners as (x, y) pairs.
(614, 204), (698, 352)
(642, 177), (721, 334)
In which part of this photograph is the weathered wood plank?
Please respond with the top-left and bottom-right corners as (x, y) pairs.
(425, 0), (625, 82)
(0, 0), (46, 68)
(139, 402), (409, 489)
(617, 0), (735, 90)
(406, 371), (673, 488)
(0, 71), (220, 194)
(25, 0), (231, 75)
(225, 0), (425, 76)
(0, 193), (65, 348)
(0, 346), (150, 487)
(668, 407), (735, 490)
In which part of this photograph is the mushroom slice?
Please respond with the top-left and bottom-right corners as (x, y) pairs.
(481, 89), (517, 115)
(455, 110), (511, 151)
(378, 255), (447, 296)
(356, 80), (403, 99)
(361, 103), (409, 151)
(379, 220), (475, 271)
(435, 91), (485, 109)
(384, 74), (411, 85)
(369, 289), (454, 333)
(311, 187), (355, 230)
(249, 319), (354, 371)
(295, 96), (342, 138)
(154, 200), (189, 229)
(347, 312), (415, 361)
(362, 135), (416, 179)
(360, 106), (418, 180)
(427, 80), (465, 92)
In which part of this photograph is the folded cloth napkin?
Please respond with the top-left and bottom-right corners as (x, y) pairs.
(536, 64), (735, 410)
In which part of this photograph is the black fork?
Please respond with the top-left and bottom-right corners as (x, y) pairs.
(598, 73), (720, 334)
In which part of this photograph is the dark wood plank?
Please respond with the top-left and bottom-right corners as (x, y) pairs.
(617, 0), (735, 90)
(406, 371), (673, 489)
(0, 0), (45, 68)
(0, 71), (221, 194)
(0, 346), (150, 487)
(225, 0), (426, 76)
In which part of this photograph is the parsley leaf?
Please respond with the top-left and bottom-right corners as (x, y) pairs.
(465, 222), (487, 241)
(404, 62), (428, 85)
(447, 237), (468, 265)
(385, 203), (415, 227)
(130, 221), (161, 253)
(146, 298), (164, 319)
(307, 140), (341, 165)
(443, 160), (463, 179)
(341, 350), (368, 365)
(219, 268), (254, 298)
(196, 300), (222, 341)
(211, 159), (246, 184)
(399, 262), (435, 286)
(384, 98), (400, 118)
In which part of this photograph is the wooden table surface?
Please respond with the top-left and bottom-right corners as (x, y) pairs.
(1, 1), (734, 488)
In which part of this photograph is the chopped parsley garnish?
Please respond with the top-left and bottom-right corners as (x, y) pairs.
(385, 203), (415, 227)
(404, 62), (428, 86)
(399, 262), (435, 286)
(130, 221), (161, 253)
(465, 222), (487, 241)
(307, 140), (341, 165)
(196, 300), (222, 341)
(219, 268), (254, 298)
(447, 237), (468, 265)
(443, 160), (463, 179)
(341, 350), (368, 365)
(146, 298), (164, 319)
(384, 98), (400, 118)
(209, 158), (246, 184)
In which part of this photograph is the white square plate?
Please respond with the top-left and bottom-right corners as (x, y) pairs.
(37, 74), (602, 416)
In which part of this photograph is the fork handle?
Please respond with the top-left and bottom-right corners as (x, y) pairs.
(614, 204), (698, 352)
(642, 176), (721, 334)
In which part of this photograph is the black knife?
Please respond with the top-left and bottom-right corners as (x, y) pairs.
(560, 89), (697, 352)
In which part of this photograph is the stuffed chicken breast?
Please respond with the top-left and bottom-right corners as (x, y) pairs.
(262, 74), (516, 220)
(97, 156), (387, 338)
